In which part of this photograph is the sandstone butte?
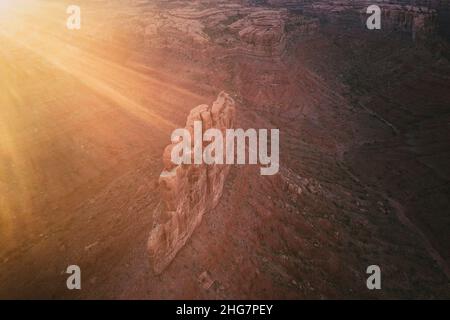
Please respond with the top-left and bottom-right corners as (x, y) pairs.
(147, 92), (236, 274)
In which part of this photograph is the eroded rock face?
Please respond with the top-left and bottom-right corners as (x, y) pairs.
(286, 15), (320, 36)
(144, 13), (210, 50)
(373, 5), (437, 41)
(303, 0), (438, 40)
(147, 92), (236, 274)
(229, 10), (288, 57)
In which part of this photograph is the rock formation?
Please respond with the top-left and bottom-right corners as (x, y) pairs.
(144, 13), (210, 50)
(369, 5), (438, 41)
(228, 10), (288, 56)
(147, 92), (236, 274)
(286, 14), (320, 36)
(301, 0), (438, 41)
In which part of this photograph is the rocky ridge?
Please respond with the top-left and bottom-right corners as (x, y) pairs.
(147, 92), (236, 274)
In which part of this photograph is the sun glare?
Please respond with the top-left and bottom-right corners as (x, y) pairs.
(0, 0), (37, 17)
(0, 0), (13, 10)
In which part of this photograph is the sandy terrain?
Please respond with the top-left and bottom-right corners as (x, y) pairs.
(0, 0), (449, 299)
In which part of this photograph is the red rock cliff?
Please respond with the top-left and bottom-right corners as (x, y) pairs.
(147, 92), (236, 274)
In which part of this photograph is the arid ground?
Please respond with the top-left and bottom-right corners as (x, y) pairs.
(0, 0), (449, 299)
